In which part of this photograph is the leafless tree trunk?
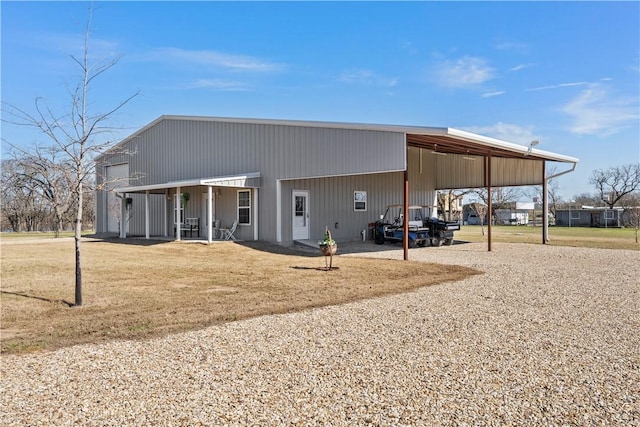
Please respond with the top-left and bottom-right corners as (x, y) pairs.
(2, 5), (138, 306)
(473, 187), (520, 225)
(472, 202), (488, 236)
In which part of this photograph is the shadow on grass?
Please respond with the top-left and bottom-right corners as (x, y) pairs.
(239, 239), (472, 257)
(83, 235), (171, 247)
(1, 290), (74, 307)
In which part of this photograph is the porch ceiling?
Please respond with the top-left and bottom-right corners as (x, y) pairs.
(114, 172), (261, 194)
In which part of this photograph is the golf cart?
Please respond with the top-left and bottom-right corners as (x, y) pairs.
(374, 205), (429, 247)
(423, 215), (460, 246)
(374, 205), (460, 247)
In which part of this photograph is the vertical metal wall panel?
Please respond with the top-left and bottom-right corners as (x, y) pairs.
(431, 154), (543, 189)
(433, 153), (485, 189)
(280, 172), (409, 242)
(491, 158), (543, 186)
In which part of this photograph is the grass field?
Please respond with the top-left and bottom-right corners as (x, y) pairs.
(1, 226), (636, 355)
(456, 225), (639, 250)
(0, 238), (477, 354)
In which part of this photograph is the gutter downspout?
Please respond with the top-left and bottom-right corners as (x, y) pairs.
(543, 161), (577, 243)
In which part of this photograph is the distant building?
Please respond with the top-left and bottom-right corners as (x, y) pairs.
(555, 207), (624, 228)
(495, 209), (529, 225)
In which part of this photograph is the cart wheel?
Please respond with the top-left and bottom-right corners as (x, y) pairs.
(444, 238), (453, 246)
(418, 240), (427, 247)
(431, 237), (441, 247)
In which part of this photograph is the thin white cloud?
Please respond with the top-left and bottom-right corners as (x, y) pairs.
(510, 63), (535, 72)
(495, 41), (529, 54)
(185, 79), (249, 91)
(432, 56), (495, 88)
(482, 91), (506, 98)
(20, 31), (120, 60)
(338, 69), (398, 87)
(526, 82), (589, 92)
(463, 122), (540, 146)
(562, 84), (639, 135)
(145, 47), (285, 72)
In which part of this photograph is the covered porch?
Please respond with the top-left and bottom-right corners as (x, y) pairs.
(113, 172), (260, 243)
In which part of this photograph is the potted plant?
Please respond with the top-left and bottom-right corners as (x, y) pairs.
(181, 192), (190, 208)
(318, 226), (337, 270)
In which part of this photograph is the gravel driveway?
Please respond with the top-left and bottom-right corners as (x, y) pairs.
(1, 243), (638, 426)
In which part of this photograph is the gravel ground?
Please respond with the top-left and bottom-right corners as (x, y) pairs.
(1, 243), (638, 426)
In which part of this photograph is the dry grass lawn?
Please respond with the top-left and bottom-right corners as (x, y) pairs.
(456, 225), (639, 250)
(1, 238), (478, 354)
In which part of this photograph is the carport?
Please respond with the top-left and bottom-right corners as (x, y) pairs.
(401, 127), (578, 259)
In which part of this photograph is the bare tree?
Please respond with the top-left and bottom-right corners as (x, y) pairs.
(471, 202), (488, 236)
(589, 164), (640, 209)
(473, 187), (521, 208)
(571, 193), (605, 207)
(2, 6), (138, 306)
(1, 159), (54, 232)
(437, 189), (471, 221)
(472, 186), (521, 225)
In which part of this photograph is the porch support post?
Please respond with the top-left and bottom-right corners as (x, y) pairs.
(403, 169), (409, 261)
(176, 186), (181, 241)
(542, 161), (549, 244)
(486, 154), (493, 252)
(253, 188), (259, 241)
(145, 190), (150, 239)
(163, 189), (168, 237)
(276, 179), (282, 243)
(207, 186), (213, 244)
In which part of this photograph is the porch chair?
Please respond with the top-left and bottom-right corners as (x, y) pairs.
(220, 219), (238, 241)
(212, 219), (221, 240)
(185, 217), (200, 238)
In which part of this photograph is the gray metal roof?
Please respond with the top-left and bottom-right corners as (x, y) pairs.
(98, 115), (578, 165)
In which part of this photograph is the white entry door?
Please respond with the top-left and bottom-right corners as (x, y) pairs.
(292, 190), (310, 240)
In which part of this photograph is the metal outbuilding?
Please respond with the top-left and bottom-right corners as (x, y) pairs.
(95, 115), (578, 257)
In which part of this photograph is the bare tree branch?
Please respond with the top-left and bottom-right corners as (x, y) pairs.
(0, 4), (138, 306)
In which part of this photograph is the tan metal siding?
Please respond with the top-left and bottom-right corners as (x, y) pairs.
(279, 169), (436, 243)
(433, 154), (544, 189)
(492, 158), (544, 187)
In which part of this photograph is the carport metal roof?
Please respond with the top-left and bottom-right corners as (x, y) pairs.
(404, 128), (578, 163)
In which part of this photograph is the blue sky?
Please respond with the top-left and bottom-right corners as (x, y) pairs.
(2, 1), (639, 200)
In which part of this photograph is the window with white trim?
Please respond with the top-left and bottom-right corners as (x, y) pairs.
(354, 191), (367, 211)
(604, 210), (615, 220)
(238, 190), (251, 225)
(570, 210), (580, 220)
